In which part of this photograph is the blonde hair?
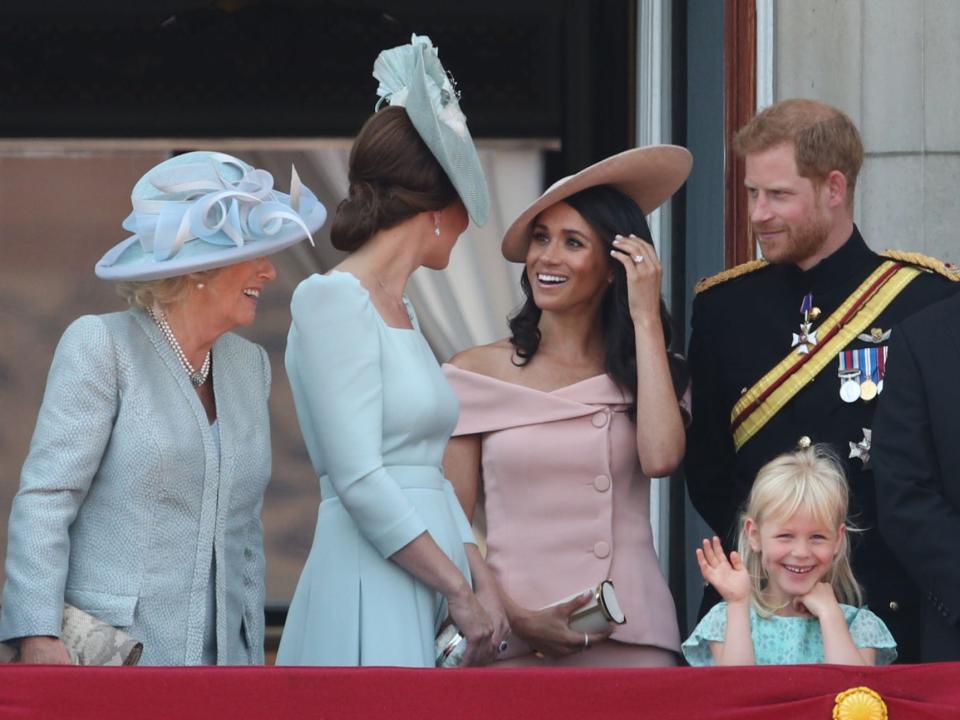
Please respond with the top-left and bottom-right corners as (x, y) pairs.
(737, 444), (862, 615)
(732, 98), (864, 211)
(115, 269), (218, 310)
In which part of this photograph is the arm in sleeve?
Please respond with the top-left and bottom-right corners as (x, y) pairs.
(442, 479), (477, 546)
(680, 602), (728, 667)
(847, 608), (897, 665)
(0, 315), (119, 641)
(684, 294), (739, 538)
(873, 326), (960, 626)
(286, 274), (426, 558)
(242, 344), (270, 662)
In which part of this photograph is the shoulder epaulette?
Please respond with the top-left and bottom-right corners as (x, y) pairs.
(880, 250), (960, 282)
(694, 259), (770, 295)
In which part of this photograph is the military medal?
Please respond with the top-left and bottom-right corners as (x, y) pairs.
(849, 428), (871, 468)
(876, 345), (888, 394)
(837, 351), (861, 403)
(838, 347), (886, 402)
(851, 328), (890, 395)
(791, 293), (819, 354)
(839, 372), (860, 402)
(859, 348), (878, 401)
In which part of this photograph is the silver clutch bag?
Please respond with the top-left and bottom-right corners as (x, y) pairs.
(0, 603), (143, 665)
(435, 623), (467, 668)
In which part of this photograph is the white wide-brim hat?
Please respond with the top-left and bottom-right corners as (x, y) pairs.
(373, 34), (490, 226)
(501, 145), (693, 262)
(95, 151), (327, 281)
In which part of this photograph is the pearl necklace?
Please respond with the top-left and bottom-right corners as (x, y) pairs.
(147, 307), (211, 387)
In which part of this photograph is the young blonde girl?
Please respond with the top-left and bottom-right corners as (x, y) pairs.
(682, 444), (896, 666)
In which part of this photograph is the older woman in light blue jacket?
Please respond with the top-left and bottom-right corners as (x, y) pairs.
(0, 152), (325, 665)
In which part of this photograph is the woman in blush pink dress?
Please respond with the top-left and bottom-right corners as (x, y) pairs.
(443, 147), (692, 667)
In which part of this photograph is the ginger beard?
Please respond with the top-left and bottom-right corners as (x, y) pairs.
(754, 192), (831, 267)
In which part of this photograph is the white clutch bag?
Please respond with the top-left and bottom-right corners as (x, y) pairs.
(551, 579), (627, 634)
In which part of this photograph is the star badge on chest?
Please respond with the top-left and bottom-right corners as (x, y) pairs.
(849, 428), (871, 469)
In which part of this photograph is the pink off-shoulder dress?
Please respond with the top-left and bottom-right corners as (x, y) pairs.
(443, 365), (682, 666)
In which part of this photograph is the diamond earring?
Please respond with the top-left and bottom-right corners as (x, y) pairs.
(197, 282), (205, 289)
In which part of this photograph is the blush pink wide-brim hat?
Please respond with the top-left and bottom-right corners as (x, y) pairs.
(501, 145), (693, 262)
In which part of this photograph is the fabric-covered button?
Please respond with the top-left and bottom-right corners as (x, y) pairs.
(888, 601), (899, 613)
(593, 541), (610, 558)
(591, 411), (608, 428)
(593, 475), (611, 492)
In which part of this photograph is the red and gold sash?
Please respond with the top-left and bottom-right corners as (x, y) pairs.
(730, 261), (922, 451)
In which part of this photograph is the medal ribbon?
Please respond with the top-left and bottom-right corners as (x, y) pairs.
(731, 261), (922, 451)
(863, 348), (878, 383)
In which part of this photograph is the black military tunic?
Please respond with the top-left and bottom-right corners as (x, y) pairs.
(685, 226), (959, 663)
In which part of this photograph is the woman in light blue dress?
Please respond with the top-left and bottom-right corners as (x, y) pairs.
(276, 36), (508, 667)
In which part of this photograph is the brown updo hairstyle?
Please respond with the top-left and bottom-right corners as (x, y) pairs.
(330, 106), (459, 251)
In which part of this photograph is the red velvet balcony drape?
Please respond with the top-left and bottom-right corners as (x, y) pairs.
(2, 664), (959, 719)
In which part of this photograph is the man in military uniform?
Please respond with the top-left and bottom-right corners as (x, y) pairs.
(685, 98), (958, 662)
(873, 293), (960, 661)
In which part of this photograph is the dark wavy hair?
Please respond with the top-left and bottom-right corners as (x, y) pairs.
(507, 185), (688, 421)
(330, 106), (458, 251)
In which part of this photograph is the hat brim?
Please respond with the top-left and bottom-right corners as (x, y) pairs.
(501, 145), (693, 262)
(403, 48), (490, 227)
(95, 190), (326, 282)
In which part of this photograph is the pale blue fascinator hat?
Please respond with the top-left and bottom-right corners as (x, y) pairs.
(95, 151), (327, 281)
(373, 34), (490, 226)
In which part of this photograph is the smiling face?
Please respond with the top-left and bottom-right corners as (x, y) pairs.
(524, 201), (611, 315)
(745, 506), (845, 611)
(745, 142), (833, 269)
(200, 256), (277, 330)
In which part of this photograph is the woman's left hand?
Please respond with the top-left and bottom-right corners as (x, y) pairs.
(464, 545), (512, 658)
(474, 578), (512, 657)
(445, 585), (496, 666)
(610, 234), (663, 325)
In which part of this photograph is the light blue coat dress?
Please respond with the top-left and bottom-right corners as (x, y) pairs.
(0, 309), (271, 665)
(277, 272), (475, 666)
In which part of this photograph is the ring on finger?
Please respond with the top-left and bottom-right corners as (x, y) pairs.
(633, 255), (644, 264)
(497, 639), (509, 653)
(583, 633), (590, 650)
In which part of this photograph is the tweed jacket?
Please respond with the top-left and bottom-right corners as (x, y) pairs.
(0, 309), (271, 665)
